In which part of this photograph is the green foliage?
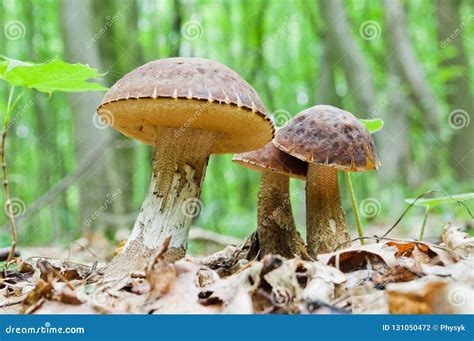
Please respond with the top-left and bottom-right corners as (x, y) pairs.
(405, 193), (474, 209)
(0, 56), (107, 94)
(360, 118), (384, 134)
(0, 0), (472, 248)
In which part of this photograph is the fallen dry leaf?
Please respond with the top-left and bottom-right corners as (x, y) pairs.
(386, 276), (473, 314)
(350, 285), (389, 314)
(442, 224), (474, 257)
(199, 261), (262, 307)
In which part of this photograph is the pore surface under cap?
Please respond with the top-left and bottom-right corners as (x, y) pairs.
(233, 141), (307, 179)
(274, 105), (380, 171)
(98, 58), (274, 154)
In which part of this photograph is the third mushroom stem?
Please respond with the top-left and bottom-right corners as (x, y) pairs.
(108, 127), (218, 274)
(258, 171), (306, 258)
(306, 164), (351, 257)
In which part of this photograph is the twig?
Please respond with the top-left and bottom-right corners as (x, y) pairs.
(189, 228), (242, 246)
(2, 87), (17, 263)
(67, 241), (100, 260)
(0, 247), (20, 261)
(379, 190), (435, 240)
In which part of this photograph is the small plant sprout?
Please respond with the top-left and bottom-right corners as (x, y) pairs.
(405, 192), (474, 241)
(0, 56), (107, 263)
(347, 118), (384, 245)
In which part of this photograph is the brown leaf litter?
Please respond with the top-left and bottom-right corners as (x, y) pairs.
(0, 224), (472, 314)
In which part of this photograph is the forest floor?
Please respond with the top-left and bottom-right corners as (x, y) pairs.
(0, 224), (473, 314)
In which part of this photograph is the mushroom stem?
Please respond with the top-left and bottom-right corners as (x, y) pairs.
(306, 164), (351, 257)
(107, 127), (217, 275)
(257, 171), (306, 258)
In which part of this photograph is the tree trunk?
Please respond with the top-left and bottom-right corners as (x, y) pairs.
(93, 0), (145, 236)
(60, 0), (109, 231)
(377, 61), (411, 185)
(437, 0), (474, 181)
(170, 0), (182, 57)
(384, 0), (441, 178)
(318, 0), (376, 114)
(315, 31), (343, 107)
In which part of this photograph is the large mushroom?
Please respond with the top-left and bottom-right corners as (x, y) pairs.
(233, 141), (307, 259)
(98, 58), (274, 273)
(274, 105), (380, 257)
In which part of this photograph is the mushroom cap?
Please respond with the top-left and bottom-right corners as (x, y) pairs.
(97, 57), (274, 154)
(274, 105), (380, 172)
(233, 140), (307, 180)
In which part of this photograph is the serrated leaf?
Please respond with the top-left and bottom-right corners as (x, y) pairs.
(0, 57), (107, 93)
(360, 118), (384, 134)
(405, 193), (474, 208)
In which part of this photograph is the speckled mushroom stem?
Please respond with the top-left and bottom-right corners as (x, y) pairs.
(107, 127), (217, 276)
(306, 164), (351, 257)
(257, 171), (306, 259)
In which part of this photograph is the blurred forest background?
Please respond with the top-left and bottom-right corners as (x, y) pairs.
(0, 0), (473, 256)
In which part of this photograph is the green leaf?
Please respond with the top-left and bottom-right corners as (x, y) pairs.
(360, 118), (384, 134)
(0, 57), (107, 93)
(0, 60), (8, 77)
(405, 193), (474, 208)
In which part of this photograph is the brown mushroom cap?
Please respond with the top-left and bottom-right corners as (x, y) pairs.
(233, 140), (307, 179)
(97, 57), (274, 153)
(274, 105), (380, 171)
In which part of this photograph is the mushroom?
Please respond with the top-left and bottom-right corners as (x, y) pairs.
(233, 141), (307, 259)
(274, 105), (380, 257)
(98, 58), (274, 273)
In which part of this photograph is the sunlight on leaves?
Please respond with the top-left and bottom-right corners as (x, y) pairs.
(0, 56), (107, 93)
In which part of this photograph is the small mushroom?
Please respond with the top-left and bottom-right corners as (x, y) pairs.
(274, 105), (380, 257)
(233, 140), (307, 259)
(98, 58), (274, 274)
